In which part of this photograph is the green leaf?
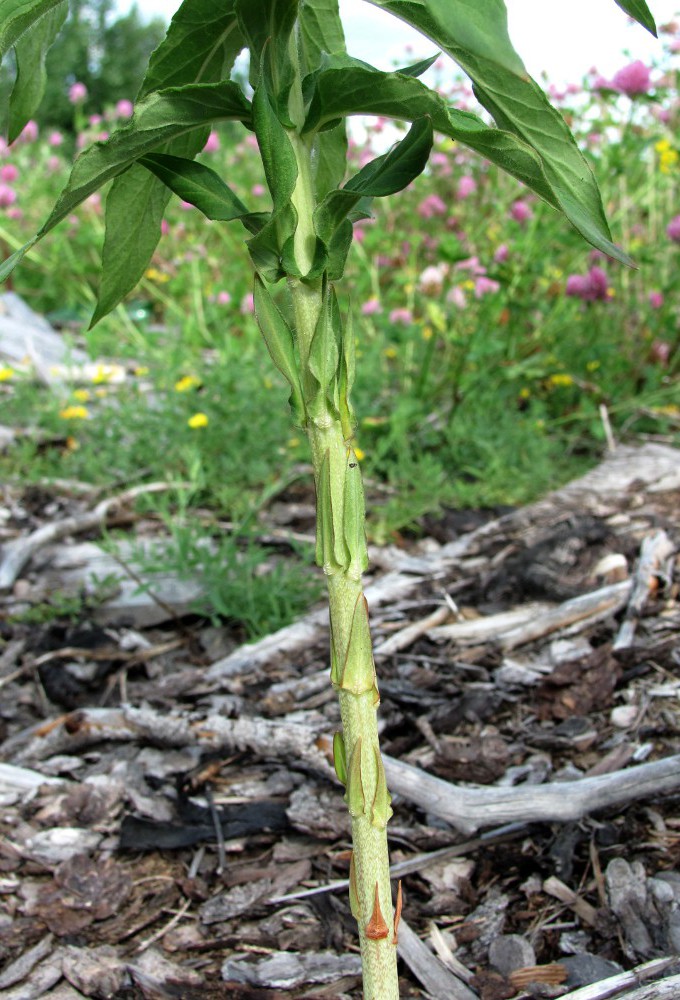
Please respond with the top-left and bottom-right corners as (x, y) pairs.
(96, 0), (247, 324)
(139, 152), (267, 232)
(7, 1), (66, 142)
(314, 117), (433, 278)
(253, 274), (306, 424)
(307, 279), (340, 424)
(397, 52), (439, 77)
(304, 65), (631, 264)
(338, 306), (355, 440)
(299, 0), (348, 198)
(139, 0), (245, 98)
(0, 0), (64, 57)
(236, 0), (298, 92)
(364, 1), (632, 265)
(613, 0), (657, 35)
(0, 237), (36, 283)
(343, 453), (368, 580)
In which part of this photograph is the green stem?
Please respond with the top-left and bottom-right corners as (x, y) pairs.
(286, 142), (400, 999)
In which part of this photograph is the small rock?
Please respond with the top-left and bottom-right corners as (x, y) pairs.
(23, 827), (101, 865)
(560, 953), (623, 988)
(610, 704), (639, 728)
(222, 950), (362, 989)
(488, 934), (536, 976)
(62, 945), (126, 997)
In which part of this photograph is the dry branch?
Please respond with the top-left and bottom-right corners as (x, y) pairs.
(558, 958), (678, 1000)
(0, 482), (187, 591)
(614, 530), (676, 651)
(396, 918), (479, 1000)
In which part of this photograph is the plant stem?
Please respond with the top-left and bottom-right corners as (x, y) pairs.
(287, 137), (400, 998)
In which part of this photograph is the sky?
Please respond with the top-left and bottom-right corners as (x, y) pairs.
(119, 0), (680, 85)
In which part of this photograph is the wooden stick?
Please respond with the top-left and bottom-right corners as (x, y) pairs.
(557, 958), (677, 1000)
(0, 482), (189, 590)
(396, 918), (479, 1000)
(614, 530), (675, 651)
(10, 705), (680, 838)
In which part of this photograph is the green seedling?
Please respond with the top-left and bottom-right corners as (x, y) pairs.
(0, 1), (658, 995)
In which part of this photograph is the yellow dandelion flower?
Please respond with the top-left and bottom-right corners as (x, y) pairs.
(188, 412), (209, 429)
(548, 373), (574, 387)
(655, 139), (672, 153)
(174, 375), (201, 392)
(92, 364), (112, 384)
(660, 149), (678, 173)
(145, 267), (170, 283)
(59, 405), (89, 420)
(73, 388), (90, 402)
(0, 366), (15, 381)
(519, 387), (531, 399)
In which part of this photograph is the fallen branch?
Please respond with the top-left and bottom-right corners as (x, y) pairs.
(9, 705), (680, 838)
(558, 958), (678, 1000)
(614, 530), (676, 651)
(396, 918), (478, 1000)
(0, 482), (189, 591)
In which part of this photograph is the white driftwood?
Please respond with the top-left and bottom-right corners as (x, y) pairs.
(558, 958), (678, 1000)
(614, 530), (676, 650)
(373, 603), (451, 657)
(0, 482), (184, 591)
(429, 582), (631, 650)
(396, 918), (479, 1000)
(206, 570), (424, 681)
(11, 705), (680, 839)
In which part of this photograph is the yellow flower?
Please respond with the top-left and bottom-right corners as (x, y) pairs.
(384, 346), (398, 358)
(660, 149), (678, 174)
(586, 360), (601, 372)
(519, 387), (531, 399)
(188, 412), (208, 429)
(174, 375), (201, 392)
(0, 366), (15, 381)
(287, 437), (300, 448)
(59, 405), (89, 420)
(145, 266), (170, 283)
(134, 365), (149, 377)
(548, 373), (574, 387)
(73, 388), (90, 402)
(92, 364), (112, 384)
(655, 139), (672, 153)
(353, 447), (365, 461)
(422, 326), (433, 341)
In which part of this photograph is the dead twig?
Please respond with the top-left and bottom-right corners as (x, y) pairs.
(614, 530), (675, 651)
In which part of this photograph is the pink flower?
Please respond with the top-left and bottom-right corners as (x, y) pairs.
(353, 225), (366, 244)
(0, 184), (16, 208)
(69, 81), (88, 104)
(180, 200), (194, 211)
(456, 175), (476, 200)
(565, 266), (609, 301)
(447, 286), (467, 309)
(474, 276), (500, 298)
(666, 215), (680, 242)
(0, 164), (17, 182)
(241, 292), (255, 314)
(417, 193), (447, 219)
(47, 156), (62, 173)
(494, 244), (509, 264)
(17, 120), (38, 143)
(612, 60), (652, 96)
(89, 114), (102, 127)
(115, 99), (134, 118)
(6, 207), (22, 220)
(648, 291), (664, 309)
(510, 199), (533, 224)
(251, 184), (265, 196)
(651, 340), (670, 364)
(361, 298), (382, 316)
(455, 256), (486, 276)
(216, 291), (232, 305)
(418, 264), (447, 294)
(389, 308), (413, 325)
(203, 131), (220, 153)
(48, 131), (64, 147)
(591, 74), (613, 92)
(160, 219), (170, 236)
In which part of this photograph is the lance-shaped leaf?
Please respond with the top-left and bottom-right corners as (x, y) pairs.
(303, 65), (631, 264)
(362, 2), (632, 265)
(371, 746), (392, 829)
(253, 274), (306, 424)
(139, 152), (268, 233)
(7, 1), (66, 142)
(96, 0), (247, 324)
(613, 0), (657, 35)
(333, 731), (347, 785)
(337, 594), (378, 697)
(299, 0), (348, 198)
(343, 454), (368, 580)
(0, 0), (65, 56)
(338, 306), (355, 440)
(236, 0), (298, 95)
(314, 117), (433, 253)
(307, 280), (340, 423)
(316, 449), (337, 571)
(345, 737), (366, 818)
(1, 82), (252, 285)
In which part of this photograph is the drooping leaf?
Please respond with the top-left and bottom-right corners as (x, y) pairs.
(139, 152), (268, 232)
(253, 274), (306, 424)
(314, 117), (433, 277)
(299, 0), (348, 198)
(96, 0), (247, 323)
(0, 82), (252, 288)
(397, 52), (439, 77)
(0, 0), (65, 57)
(613, 0), (657, 35)
(363, 1), (632, 264)
(7, 1), (66, 142)
(304, 66), (631, 264)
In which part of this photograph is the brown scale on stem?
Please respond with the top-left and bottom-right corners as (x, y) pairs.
(392, 880), (403, 945)
(365, 881), (389, 940)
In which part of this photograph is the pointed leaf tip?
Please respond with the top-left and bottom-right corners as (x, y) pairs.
(613, 0), (657, 36)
